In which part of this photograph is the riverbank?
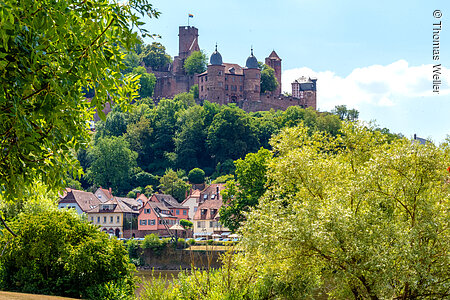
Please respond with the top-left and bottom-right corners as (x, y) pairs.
(0, 291), (77, 300)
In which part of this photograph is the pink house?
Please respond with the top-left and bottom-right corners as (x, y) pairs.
(150, 194), (189, 220)
(137, 194), (188, 236)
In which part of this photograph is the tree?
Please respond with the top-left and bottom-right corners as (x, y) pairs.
(0, 210), (135, 298)
(141, 42), (172, 71)
(86, 136), (137, 195)
(260, 64), (278, 93)
(184, 51), (207, 75)
(207, 105), (259, 164)
(158, 169), (190, 202)
(190, 84), (199, 99)
(220, 148), (272, 232)
(122, 50), (141, 74)
(239, 123), (450, 299)
(133, 66), (157, 98)
(174, 105), (209, 171)
(0, 0), (158, 227)
(102, 110), (128, 137)
(188, 168), (205, 184)
(332, 104), (359, 121)
(125, 115), (154, 169)
(179, 219), (193, 230)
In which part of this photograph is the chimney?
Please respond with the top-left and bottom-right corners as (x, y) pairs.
(136, 192), (141, 198)
(414, 134), (417, 140)
(109, 187), (112, 195)
(216, 186), (219, 198)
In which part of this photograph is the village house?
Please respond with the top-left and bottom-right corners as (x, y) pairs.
(181, 189), (201, 220)
(193, 183), (229, 238)
(58, 188), (101, 215)
(137, 197), (179, 237)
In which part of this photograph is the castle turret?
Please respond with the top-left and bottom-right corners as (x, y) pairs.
(265, 50), (282, 96)
(243, 49), (261, 101)
(206, 45), (226, 104)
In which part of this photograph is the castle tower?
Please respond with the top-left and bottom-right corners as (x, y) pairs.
(243, 49), (261, 101)
(178, 26), (200, 59)
(206, 45), (226, 104)
(265, 50), (282, 95)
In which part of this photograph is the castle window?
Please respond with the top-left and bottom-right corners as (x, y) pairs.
(205, 76), (207, 81)
(201, 86), (203, 91)
(232, 77), (235, 82)
(240, 86), (243, 91)
(225, 85), (228, 90)
(219, 82), (223, 87)
(201, 77), (203, 82)
(218, 71), (222, 75)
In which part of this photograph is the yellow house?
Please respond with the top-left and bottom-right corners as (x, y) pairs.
(87, 197), (138, 238)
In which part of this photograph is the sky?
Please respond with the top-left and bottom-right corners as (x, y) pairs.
(140, 0), (450, 143)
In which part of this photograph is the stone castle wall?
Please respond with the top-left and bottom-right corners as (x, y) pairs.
(240, 92), (316, 112)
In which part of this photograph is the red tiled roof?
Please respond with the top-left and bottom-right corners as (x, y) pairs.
(223, 63), (244, 75)
(193, 199), (223, 220)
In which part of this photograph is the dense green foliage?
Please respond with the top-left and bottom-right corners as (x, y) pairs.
(141, 42), (172, 71)
(158, 169), (190, 202)
(132, 66), (157, 98)
(183, 50), (208, 75)
(76, 96), (345, 196)
(86, 136), (138, 195)
(0, 210), (135, 299)
(260, 64), (279, 93)
(188, 168), (205, 184)
(0, 0), (157, 205)
(220, 148), (272, 232)
(143, 122), (449, 300)
(238, 123), (450, 299)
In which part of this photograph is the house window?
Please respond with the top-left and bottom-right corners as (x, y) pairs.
(183, 210), (187, 215)
(176, 210), (180, 215)
(117, 216), (120, 223)
(90, 216), (93, 222)
(97, 216), (100, 223)
(110, 216), (113, 223)
(210, 221), (214, 228)
(140, 220), (147, 225)
(103, 216), (106, 223)
(194, 207), (197, 212)
(197, 221), (205, 228)
(150, 220), (155, 225)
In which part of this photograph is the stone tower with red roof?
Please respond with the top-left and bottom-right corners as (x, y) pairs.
(265, 50), (282, 96)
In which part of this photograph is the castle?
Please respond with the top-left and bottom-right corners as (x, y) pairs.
(151, 26), (317, 112)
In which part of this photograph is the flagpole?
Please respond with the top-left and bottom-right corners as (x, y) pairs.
(188, 14), (190, 26)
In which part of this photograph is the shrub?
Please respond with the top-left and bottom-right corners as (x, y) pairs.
(0, 210), (135, 299)
(187, 238), (196, 246)
(142, 233), (162, 251)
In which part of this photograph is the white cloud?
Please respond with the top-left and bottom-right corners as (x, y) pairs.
(282, 60), (450, 112)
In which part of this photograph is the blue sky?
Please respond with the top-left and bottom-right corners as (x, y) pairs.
(141, 0), (449, 143)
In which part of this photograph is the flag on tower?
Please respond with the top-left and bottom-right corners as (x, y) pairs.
(189, 14), (194, 18)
